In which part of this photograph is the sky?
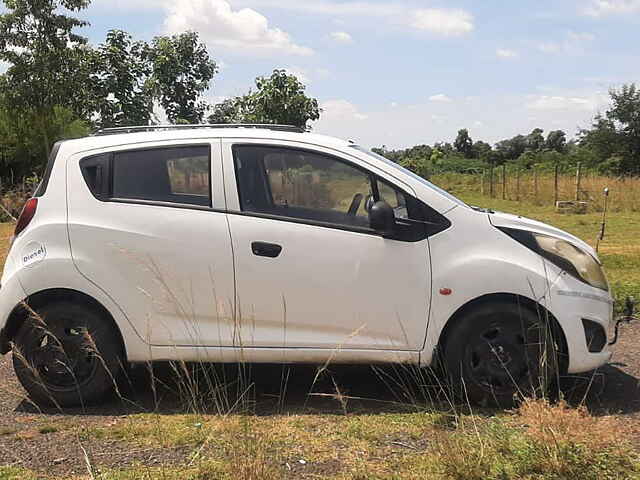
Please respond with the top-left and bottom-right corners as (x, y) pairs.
(10, 0), (640, 148)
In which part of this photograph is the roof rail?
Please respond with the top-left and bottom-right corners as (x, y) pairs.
(93, 124), (306, 136)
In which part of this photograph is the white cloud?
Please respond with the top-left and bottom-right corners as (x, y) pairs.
(164, 0), (313, 57)
(320, 99), (368, 121)
(329, 31), (353, 44)
(235, 1), (474, 36)
(429, 94), (453, 103)
(283, 66), (310, 84)
(525, 92), (609, 112)
(583, 0), (640, 16)
(390, 102), (399, 108)
(538, 31), (595, 55)
(496, 48), (519, 59)
(410, 8), (474, 36)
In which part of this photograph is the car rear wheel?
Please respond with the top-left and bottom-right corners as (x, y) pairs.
(443, 302), (558, 407)
(12, 301), (123, 408)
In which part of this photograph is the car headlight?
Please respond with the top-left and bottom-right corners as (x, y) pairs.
(499, 228), (609, 291)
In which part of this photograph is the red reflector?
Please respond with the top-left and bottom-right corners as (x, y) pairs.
(14, 198), (38, 237)
(439, 288), (452, 296)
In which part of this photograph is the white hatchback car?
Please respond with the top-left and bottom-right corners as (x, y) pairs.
(0, 125), (615, 407)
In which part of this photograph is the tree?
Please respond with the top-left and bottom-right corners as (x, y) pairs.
(454, 129), (473, 158)
(526, 128), (545, 152)
(149, 32), (217, 124)
(472, 140), (492, 160)
(0, 0), (93, 154)
(91, 30), (154, 128)
(545, 130), (567, 153)
(606, 83), (640, 174)
(495, 135), (527, 161)
(210, 70), (320, 128)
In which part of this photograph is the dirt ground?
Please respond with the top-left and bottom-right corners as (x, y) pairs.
(0, 317), (638, 477)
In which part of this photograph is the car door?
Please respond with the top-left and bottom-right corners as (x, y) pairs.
(222, 139), (434, 351)
(67, 140), (237, 347)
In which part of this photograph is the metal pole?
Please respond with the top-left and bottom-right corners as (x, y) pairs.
(596, 188), (610, 253)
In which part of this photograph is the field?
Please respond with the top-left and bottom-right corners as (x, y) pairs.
(0, 191), (639, 479)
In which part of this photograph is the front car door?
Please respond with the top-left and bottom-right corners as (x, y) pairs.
(67, 140), (237, 347)
(222, 139), (438, 352)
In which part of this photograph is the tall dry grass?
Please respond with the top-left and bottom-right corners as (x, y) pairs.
(433, 171), (640, 212)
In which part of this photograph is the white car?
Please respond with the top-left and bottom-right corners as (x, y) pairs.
(0, 125), (614, 407)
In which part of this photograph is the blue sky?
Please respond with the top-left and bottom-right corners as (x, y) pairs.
(16, 0), (640, 147)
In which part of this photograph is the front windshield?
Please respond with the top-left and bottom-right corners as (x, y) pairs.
(350, 145), (468, 208)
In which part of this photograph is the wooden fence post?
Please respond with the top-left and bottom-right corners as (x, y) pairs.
(576, 162), (582, 201)
(490, 164), (495, 198)
(502, 164), (507, 200)
(516, 169), (520, 202)
(554, 163), (559, 206)
(533, 168), (538, 202)
(480, 170), (485, 196)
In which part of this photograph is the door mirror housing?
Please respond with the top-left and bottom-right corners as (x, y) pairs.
(369, 200), (396, 235)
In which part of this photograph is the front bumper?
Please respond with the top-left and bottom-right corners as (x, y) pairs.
(549, 275), (615, 374)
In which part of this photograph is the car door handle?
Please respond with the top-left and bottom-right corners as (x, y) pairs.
(251, 242), (283, 258)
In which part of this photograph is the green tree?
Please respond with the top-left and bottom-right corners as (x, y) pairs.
(526, 128), (545, 151)
(454, 129), (473, 158)
(149, 32), (217, 124)
(0, 0), (93, 154)
(607, 83), (640, 174)
(545, 130), (567, 153)
(210, 70), (320, 128)
(91, 30), (154, 128)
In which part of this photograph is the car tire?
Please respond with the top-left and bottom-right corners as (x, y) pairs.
(443, 302), (559, 407)
(12, 301), (123, 408)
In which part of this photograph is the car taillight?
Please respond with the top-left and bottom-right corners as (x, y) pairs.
(14, 198), (38, 237)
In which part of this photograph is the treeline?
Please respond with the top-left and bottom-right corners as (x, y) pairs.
(374, 84), (640, 178)
(0, 0), (319, 185)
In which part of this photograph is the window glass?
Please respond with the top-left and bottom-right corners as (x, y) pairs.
(234, 145), (373, 228)
(378, 179), (409, 220)
(112, 146), (210, 207)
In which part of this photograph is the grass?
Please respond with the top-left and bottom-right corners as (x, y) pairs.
(0, 189), (639, 479)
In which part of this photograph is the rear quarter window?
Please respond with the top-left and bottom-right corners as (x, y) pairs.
(80, 145), (212, 208)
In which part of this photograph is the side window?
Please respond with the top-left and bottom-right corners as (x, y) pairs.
(111, 146), (211, 207)
(234, 145), (373, 228)
(378, 179), (409, 220)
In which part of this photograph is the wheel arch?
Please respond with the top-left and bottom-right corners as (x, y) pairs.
(1, 288), (127, 360)
(434, 293), (569, 373)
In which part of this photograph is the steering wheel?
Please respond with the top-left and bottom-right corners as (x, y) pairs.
(347, 193), (364, 216)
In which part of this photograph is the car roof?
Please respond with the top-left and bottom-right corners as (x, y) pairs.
(61, 126), (352, 154)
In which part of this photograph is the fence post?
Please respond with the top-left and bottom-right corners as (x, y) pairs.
(490, 164), (495, 198)
(516, 169), (520, 202)
(533, 167), (538, 202)
(575, 162), (582, 201)
(480, 170), (485, 196)
(502, 164), (506, 200)
(554, 163), (559, 206)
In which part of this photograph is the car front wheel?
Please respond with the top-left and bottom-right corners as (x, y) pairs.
(443, 302), (559, 407)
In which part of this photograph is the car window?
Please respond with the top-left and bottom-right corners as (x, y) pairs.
(234, 145), (373, 228)
(112, 146), (210, 207)
(378, 179), (409, 220)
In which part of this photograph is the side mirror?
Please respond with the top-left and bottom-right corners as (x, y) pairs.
(369, 200), (396, 235)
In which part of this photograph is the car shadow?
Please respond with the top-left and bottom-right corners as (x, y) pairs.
(14, 362), (640, 417)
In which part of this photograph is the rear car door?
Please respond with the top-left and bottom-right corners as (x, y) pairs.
(67, 140), (237, 347)
(222, 139), (434, 351)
